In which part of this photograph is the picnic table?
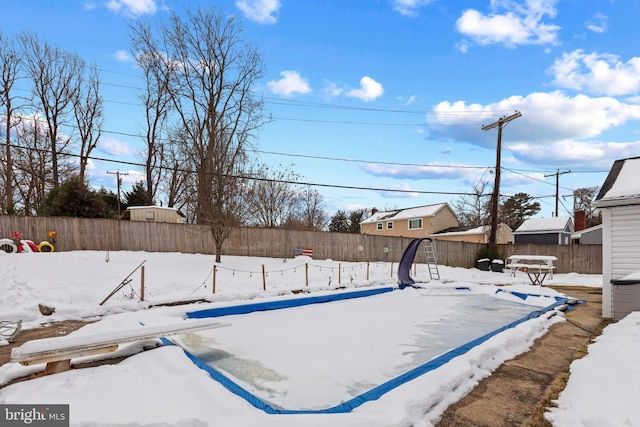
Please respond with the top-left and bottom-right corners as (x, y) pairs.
(505, 255), (557, 285)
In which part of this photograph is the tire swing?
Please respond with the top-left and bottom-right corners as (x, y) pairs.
(0, 238), (18, 253)
(38, 241), (55, 252)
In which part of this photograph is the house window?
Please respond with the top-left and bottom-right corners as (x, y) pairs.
(409, 218), (422, 230)
(377, 222), (383, 230)
(145, 211), (154, 220)
(387, 221), (393, 230)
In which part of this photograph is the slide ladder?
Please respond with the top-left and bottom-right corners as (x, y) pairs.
(397, 238), (440, 287)
(423, 239), (440, 280)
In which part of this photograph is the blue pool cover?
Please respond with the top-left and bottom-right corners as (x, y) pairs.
(173, 287), (570, 414)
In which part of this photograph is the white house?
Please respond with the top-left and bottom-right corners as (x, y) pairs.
(594, 156), (640, 319)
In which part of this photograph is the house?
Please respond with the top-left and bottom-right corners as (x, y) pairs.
(594, 156), (640, 320)
(125, 206), (186, 224)
(432, 223), (513, 244)
(513, 216), (574, 245)
(359, 203), (459, 238)
(571, 224), (603, 245)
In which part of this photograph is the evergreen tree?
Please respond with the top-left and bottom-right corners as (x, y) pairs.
(124, 181), (151, 208)
(328, 210), (350, 232)
(500, 192), (541, 230)
(348, 209), (366, 233)
(39, 175), (117, 218)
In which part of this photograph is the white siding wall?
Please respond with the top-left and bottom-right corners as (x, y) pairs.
(602, 209), (612, 318)
(605, 205), (640, 318)
(610, 206), (640, 276)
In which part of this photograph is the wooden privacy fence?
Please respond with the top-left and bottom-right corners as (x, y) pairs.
(0, 215), (602, 274)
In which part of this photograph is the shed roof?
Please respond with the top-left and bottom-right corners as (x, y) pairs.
(433, 225), (486, 236)
(595, 156), (640, 207)
(433, 223), (512, 237)
(514, 216), (573, 234)
(360, 203), (451, 224)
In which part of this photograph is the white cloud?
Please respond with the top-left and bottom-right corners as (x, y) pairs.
(236, 0), (281, 24)
(321, 81), (344, 97)
(456, 39), (469, 53)
(507, 139), (640, 168)
(586, 13), (608, 34)
(364, 162), (479, 181)
(548, 50), (640, 96)
(98, 137), (136, 156)
(396, 95), (417, 105)
(427, 91), (640, 166)
(392, 0), (437, 17)
(429, 91), (640, 144)
(267, 71), (311, 96)
(345, 76), (384, 102)
(456, 0), (560, 47)
(114, 50), (134, 63)
(106, 0), (157, 16)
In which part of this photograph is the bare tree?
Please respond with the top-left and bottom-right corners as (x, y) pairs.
(20, 32), (84, 187)
(295, 186), (328, 231)
(245, 164), (301, 228)
(130, 7), (267, 262)
(453, 179), (491, 226)
(132, 39), (175, 205)
(0, 31), (23, 214)
(162, 127), (195, 215)
(574, 186), (600, 226)
(73, 64), (103, 182)
(12, 115), (52, 214)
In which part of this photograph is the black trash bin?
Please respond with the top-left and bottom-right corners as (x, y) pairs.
(491, 259), (504, 273)
(475, 258), (490, 271)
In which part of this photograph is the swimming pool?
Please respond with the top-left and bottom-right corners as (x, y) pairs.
(171, 285), (567, 413)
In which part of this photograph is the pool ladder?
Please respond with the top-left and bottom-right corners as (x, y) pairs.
(423, 239), (440, 280)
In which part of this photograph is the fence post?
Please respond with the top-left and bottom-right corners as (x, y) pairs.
(262, 264), (266, 291)
(140, 265), (145, 302)
(338, 263), (341, 285)
(212, 265), (217, 294)
(305, 263), (309, 287)
(366, 262), (370, 281)
(391, 262), (394, 277)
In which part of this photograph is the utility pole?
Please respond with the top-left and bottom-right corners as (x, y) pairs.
(482, 111), (521, 245)
(107, 170), (129, 218)
(544, 169), (571, 216)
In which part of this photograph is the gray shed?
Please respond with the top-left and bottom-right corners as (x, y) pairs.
(513, 216), (574, 245)
(594, 156), (640, 320)
(571, 224), (603, 245)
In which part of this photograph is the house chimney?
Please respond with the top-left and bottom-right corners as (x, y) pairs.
(372, 207), (378, 215)
(574, 210), (587, 231)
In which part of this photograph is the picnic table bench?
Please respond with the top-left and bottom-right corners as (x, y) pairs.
(505, 255), (557, 285)
(10, 318), (228, 375)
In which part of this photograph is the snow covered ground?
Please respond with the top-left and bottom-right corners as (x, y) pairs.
(0, 250), (634, 426)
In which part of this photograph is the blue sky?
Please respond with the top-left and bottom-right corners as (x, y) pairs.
(3, 0), (640, 218)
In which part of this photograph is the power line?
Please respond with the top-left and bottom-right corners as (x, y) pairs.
(253, 149), (490, 170)
(2, 143), (484, 197)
